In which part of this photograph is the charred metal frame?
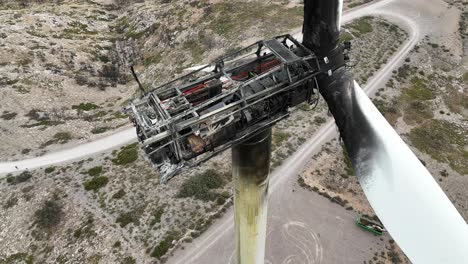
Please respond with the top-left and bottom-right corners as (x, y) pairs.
(127, 34), (345, 182)
(126, 0), (352, 263)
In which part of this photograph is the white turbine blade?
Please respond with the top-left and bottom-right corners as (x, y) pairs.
(352, 81), (468, 264)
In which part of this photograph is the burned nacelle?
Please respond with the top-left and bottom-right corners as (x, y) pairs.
(128, 35), (342, 182)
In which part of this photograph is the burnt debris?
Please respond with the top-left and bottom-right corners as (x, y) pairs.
(127, 34), (347, 182)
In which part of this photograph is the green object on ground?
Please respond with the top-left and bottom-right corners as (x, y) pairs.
(356, 215), (385, 236)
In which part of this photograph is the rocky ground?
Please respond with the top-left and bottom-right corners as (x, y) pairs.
(0, 0), (133, 161)
(0, 7), (407, 264)
(300, 1), (467, 263)
(0, 143), (233, 263)
(0, 0), (374, 161)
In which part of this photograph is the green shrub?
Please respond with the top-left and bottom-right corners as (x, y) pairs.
(112, 111), (128, 119)
(396, 64), (413, 80)
(342, 145), (355, 176)
(44, 167), (56, 174)
(151, 233), (178, 259)
(83, 176), (109, 191)
(73, 228), (82, 238)
(177, 169), (225, 201)
(112, 189), (126, 199)
(121, 256), (136, 264)
(34, 200), (63, 229)
(149, 207), (165, 226)
(72, 102), (100, 111)
(73, 223), (96, 239)
(40, 132), (72, 148)
(463, 72), (468, 84)
(314, 116), (327, 125)
(91, 127), (110, 134)
(112, 143), (138, 165)
(116, 212), (138, 227)
(216, 196), (226, 205)
(53, 132), (72, 143)
(339, 32), (354, 42)
(7, 171), (32, 185)
(22, 148), (31, 154)
(297, 103), (310, 111)
(273, 131), (290, 146)
(87, 166), (103, 177)
(1, 111), (17, 120)
(22, 120), (65, 129)
(1, 253), (34, 264)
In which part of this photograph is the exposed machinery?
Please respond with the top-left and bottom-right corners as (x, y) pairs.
(126, 0), (468, 263)
(128, 34), (348, 182)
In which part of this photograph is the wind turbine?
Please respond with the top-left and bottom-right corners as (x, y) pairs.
(127, 0), (468, 263)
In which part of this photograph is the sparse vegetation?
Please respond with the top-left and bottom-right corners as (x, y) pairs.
(463, 72), (468, 84)
(112, 189), (126, 199)
(206, 2), (302, 39)
(73, 219), (96, 239)
(273, 131), (290, 146)
(83, 176), (109, 191)
(34, 199), (63, 229)
(6, 171), (32, 185)
(4, 195), (18, 209)
(44, 167), (56, 174)
(340, 32), (354, 42)
(0, 111), (17, 120)
(0, 253), (34, 264)
(41, 132), (72, 147)
(403, 100), (433, 124)
(112, 143), (138, 165)
(151, 232), (178, 259)
(72, 102), (100, 111)
(177, 169), (225, 201)
(22, 120), (65, 129)
(63, 21), (97, 37)
(314, 116), (327, 125)
(444, 84), (468, 114)
(342, 145), (355, 176)
(116, 208), (144, 227)
(87, 166), (103, 177)
(91, 127), (110, 134)
(349, 17), (373, 37)
(144, 53), (163, 66)
(402, 77), (434, 101)
(408, 120), (467, 175)
(149, 207), (165, 226)
(373, 99), (401, 126)
(121, 256), (136, 264)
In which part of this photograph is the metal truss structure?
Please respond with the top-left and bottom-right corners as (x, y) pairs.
(128, 34), (347, 182)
